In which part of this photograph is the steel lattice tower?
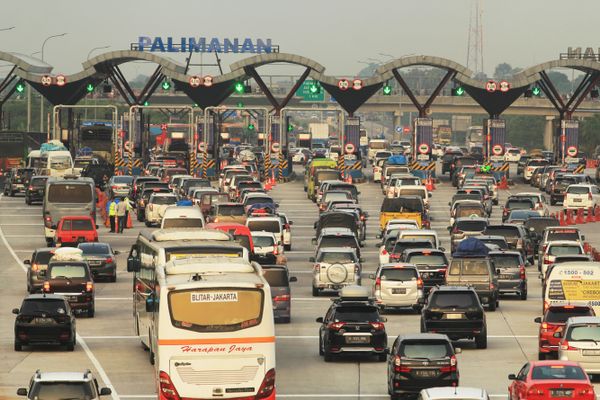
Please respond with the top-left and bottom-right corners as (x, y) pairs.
(466, 0), (484, 74)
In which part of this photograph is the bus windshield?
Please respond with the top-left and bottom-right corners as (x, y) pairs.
(48, 184), (92, 203)
(168, 288), (264, 332)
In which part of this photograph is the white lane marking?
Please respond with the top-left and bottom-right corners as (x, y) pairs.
(0, 223), (43, 226)
(80, 334), (536, 340)
(0, 196), (119, 400)
(118, 395), (505, 399)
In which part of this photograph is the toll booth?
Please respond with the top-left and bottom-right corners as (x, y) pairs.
(409, 118), (436, 181)
(201, 114), (217, 179)
(483, 119), (510, 180)
(270, 117), (292, 180)
(555, 120), (584, 172)
(343, 117), (364, 182)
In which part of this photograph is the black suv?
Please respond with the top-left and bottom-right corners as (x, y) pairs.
(25, 175), (48, 205)
(24, 248), (55, 294)
(13, 294), (76, 351)
(317, 286), (388, 361)
(387, 333), (460, 398)
(420, 286), (487, 349)
(402, 248), (449, 293)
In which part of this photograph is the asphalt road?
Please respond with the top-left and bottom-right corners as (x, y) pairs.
(1, 163), (600, 399)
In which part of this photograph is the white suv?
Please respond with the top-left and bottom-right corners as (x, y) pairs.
(144, 193), (178, 227)
(564, 184), (600, 211)
(310, 247), (362, 296)
(371, 263), (424, 313)
(17, 370), (112, 399)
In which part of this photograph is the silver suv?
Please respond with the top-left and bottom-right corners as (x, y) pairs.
(310, 247), (362, 296)
(17, 370), (112, 399)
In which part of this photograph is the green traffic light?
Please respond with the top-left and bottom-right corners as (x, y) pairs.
(248, 123), (255, 131)
(162, 80), (171, 90)
(143, 101), (149, 106)
(287, 124), (294, 132)
(454, 87), (465, 96)
(86, 83), (95, 93)
(234, 82), (245, 94)
(15, 83), (25, 93)
(532, 86), (541, 96)
(383, 85), (392, 95)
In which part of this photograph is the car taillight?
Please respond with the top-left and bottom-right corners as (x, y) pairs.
(394, 356), (411, 373)
(375, 277), (381, 291)
(43, 281), (50, 292)
(579, 387), (594, 396)
(86, 282), (94, 292)
(274, 295), (290, 302)
(560, 340), (577, 351)
(31, 263), (40, 272)
(541, 322), (549, 331)
(440, 355), (458, 372)
(543, 258), (552, 264)
(284, 223), (290, 230)
(28, 186), (33, 190)
(314, 263), (321, 272)
(417, 278), (423, 289)
(489, 283), (495, 290)
(256, 368), (276, 399)
(328, 322), (346, 331)
(112, 185), (118, 190)
(105, 257), (113, 264)
(159, 371), (181, 400)
(273, 248), (279, 255)
(520, 266), (526, 280)
(381, 249), (388, 256)
(527, 387), (544, 396)
(452, 227), (459, 234)
(370, 322), (385, 330)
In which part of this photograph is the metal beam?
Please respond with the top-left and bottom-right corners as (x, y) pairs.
(538, 79), (563, 117)
(391, 69), (423, 115)
(140, 72), (163, 105)
(108, 74), (135, 106)
(423, 70), (456, 111)
(539, 71), (566, 110)
(565, 72), (593, 111)
(245, 66), (281, 111)
(0, 65), (17, 94)
(567, 72), (600, 117)
(111, 65), (137, 103)
(276, 67), (311, 114)
(139, 66), (164, 105)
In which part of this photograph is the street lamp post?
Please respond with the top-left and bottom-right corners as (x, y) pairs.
(87, 45), (110, 60)
(27, 51), (41, 132)
(40, 33), (67, 132)
(0, 26), (15, 32)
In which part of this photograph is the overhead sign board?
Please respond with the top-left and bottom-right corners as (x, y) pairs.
(295, 80), (324, 102)
(137, 36), (275, 53)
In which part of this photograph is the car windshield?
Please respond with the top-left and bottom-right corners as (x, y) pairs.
(380, 268), (418, 281)
(78, 244), (109, 255)
(568, 186), (591, 194)
(253, 236), (275, 247)
(333, 306), (379, 322)
(49, 264), (87, 279)
(507, 200), (534, 210)
(324, 192), (350, 202)
(29, 382), (93, 399)
(531, 365), (586, 380)
(248, 220), (280, 233)
(429, 292), (477, 308)
(319, 236), (357, 248)
(546, 308), (594, 323)
(318, 251), (356, 263)
(62, 219), (93, 231)
(263, 269), (288, 287)
(399, 340), (451, 359)
(20, 299), (66, 315)
(449, 260), (489, 275)
(490, 255), (520, 268)
(406, 254), (446, 265)
(548, 245), (582, 256)
(456, 220), (487, 232)
(151, 196), (177, 205)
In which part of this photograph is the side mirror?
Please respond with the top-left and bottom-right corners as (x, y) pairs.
(316, 317), (324, 323)
(448, 202), (452, 206)
(439, 247), (446, 252)
(12, 308), (19, 314)
(428, 193), (432, 198)
(51, 224), (57, 230)
(357, 191), (361, 195)
(23, 259), (31, 265)
(99, 388), (112, 396)
(313, 222), (318, 229)
(454, 347), (462, 354)
(311, 238), (317, 245)
(508, 374), (517, 380)
(114, 250), (121, 255)
(16, 388), (27, 396)
(380, 317), (388, 322)
(364, 212), (369, 218)
(534, 317), (542, 323)
(359, 257), (365, 263)
(496, 269), (501, 275)
(289, 276), (298, 283)
(582, 235), (586, 241)
(308, 257), (316, 263)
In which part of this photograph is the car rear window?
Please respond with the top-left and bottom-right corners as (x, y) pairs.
(318, 251), (356, 264)
(548, 245), (582, 256)
(384, 237), (396, 252)
(217, 205), (245, 216)
(506, 200), (534, 210)
(245, 197), (274, 206)
(399, 340), (451, 359)
(490, 254), (520, 268)
(21, 299), (66, 314)
(484, 226), (519, 238)
(316, 171), (341, 182)
(31, 177), (48, 187)
(333, 306), (379, 322)
(406, 254), (447, 265)
(247, 220), (280, 233)
(546, 307), (594, 323)
(392, 241), (433, 254)
(531, 365), (586, 380)
(457, 206), (485, 218)
(30, 382), (93, 399)
(324, 192), (351, 202)
(78, 244), (109, 255)
(380, 268), (418, 281)
(62, 219), (93, 231)
(429, 292), (477, 308)
(547, 230), (581, 241)
(48, 184), (93, 203)
(263, 269), (289, 287)
(49, 264), (87, 279)
(319, 236), (357, 248)
(253, 235), (275, 247)
(525, 218), (559, 233)
(163, 218), (204, 229)
(567, 186), (591, 194)
(398, 189), (426, 198)
(449, 259), (489, 275)
(456, 220), (487, 232)
(151, 196), (177, 205)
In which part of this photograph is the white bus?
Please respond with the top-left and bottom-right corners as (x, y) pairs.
(544, 261), (600, 315)
(133, 257), (276, 400)
(40, 150), (74, 177)
(368, 139), (389, 162)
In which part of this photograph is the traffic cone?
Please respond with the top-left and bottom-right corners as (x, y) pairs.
(577, 208), (585, 224)
(559, 210), (566, 226)
(425, 177), (433, 191)
(584, 242), (592, 254)
(565, 210), (573, 225)
(431, 178), (437, 190)
(587, 207), (595, 223)
(596, 206), (600, 222)
(127, 212), (133, 228)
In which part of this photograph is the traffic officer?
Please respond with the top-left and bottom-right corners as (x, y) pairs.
(108, 197), (118, 233)
(116, 197), (127, 234)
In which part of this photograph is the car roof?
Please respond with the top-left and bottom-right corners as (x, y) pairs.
(400, 229), (437, 236)
(25, 294), (66, 301)
(455, 216), (488, 222)
(530, 360), (584, 368)
(35, 371), (91, 382)
(320, 227), (354, 234)
(397, 333), (451, 341)
(403, 248), (445, 255)
(488, 250), (521, 256)
(565, 316), (600, 325)
(422, 387), (488, 399)
(318, 247), (357, 253)
(547, 240), (583, 246)
(474, 235), (506, 240)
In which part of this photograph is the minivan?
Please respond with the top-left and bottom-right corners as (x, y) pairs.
(262, 265), (297, 323)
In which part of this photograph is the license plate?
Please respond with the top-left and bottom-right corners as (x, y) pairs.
(392, 288), (407, 294)
(345, 336), (370, 344)
(551, 389), (573, 397)
(574, 198), (582, 202)
(68, 296), (79, 302)
(34, 317), (54, 324)
(414, 369), (437, 378)
(445, 313), (463, 319)
(88, 261), (102, 266)
(499, 274), (514, 280)
(582, 349), (600, 356)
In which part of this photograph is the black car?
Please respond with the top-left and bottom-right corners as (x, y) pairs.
(13, 294), (76, 351)
(402, 249), (449, 293)
(24, 248), (55, 294)
(387, 333), (460, 398)
(317, 286), (388, 361)
(25, 176), (48, 205)
(484, 224), (534, 264)
(77, 242), (119, 282)
(420, 286), (487, 349)
(43, 260), (95, 317)
(441, 150), (463, 175)
(4, 167), (35, 196)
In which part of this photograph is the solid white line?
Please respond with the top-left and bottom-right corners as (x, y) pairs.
(0, 195), (119, 400)
(118, 395), (504, 399)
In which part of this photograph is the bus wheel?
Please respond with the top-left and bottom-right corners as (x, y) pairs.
(149, 333), (155, 365)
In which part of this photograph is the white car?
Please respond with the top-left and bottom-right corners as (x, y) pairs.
(246, 215), (283, 245)
(564, 184), (600, 211)
(540, 240), (585, 278)
(371, 263), (424, 312)
(310, 247), (362, 296)
(419, 387), (490, 400)
(251, 231), (284, 265)
(278, 213), (293, 251)
(144, 193), (178, 227)
(169, 174), (192, 193)
(386, 176), (423, 198)
(558, 316), (600, 375)
(372, 159), (387, 183)
(504, 147), (522, 162)
(515, 192), (549, 217)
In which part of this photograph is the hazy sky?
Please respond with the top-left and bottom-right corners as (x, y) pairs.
(2, 0), (598, 78)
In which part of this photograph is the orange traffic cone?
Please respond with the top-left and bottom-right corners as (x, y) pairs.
(559, 211), (566, 226)
(587, 208), (595, 223)
(127, 212), (133, 228)
(577, 208), (585, 224)
(431, 178), (437, 190)
(565, 210), (573, 225)
(425, 177), (433, 191)
(596, 206), (600, 222)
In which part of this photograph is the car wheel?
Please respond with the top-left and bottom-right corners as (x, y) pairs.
(377, 353), (387, 362)
(284, 244), (291, 251)
(14, 340), (22, 351)
(475, 328), (487, 349)
(110, 273), (117, 283)
(420, 319), (427, 333)
(319, 336), (324, 356)
(312, 286), (319, 297)
(488, 299), (497, 312)
(66, 340), (75, 351)
(520, 289), (528, 301)
(324, 351), (333, 362)
(87, 306), (95, 318)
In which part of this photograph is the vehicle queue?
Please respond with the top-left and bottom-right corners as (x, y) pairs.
(6, 138), (600, 400)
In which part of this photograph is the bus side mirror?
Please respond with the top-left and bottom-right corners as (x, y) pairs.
(127, 245), (140, 273)
(146, 296), (157, 313)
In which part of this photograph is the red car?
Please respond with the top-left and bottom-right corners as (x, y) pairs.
(55, 216), (98, 247)
(508, 361), (594, 400)
(534, 305), (595, 360)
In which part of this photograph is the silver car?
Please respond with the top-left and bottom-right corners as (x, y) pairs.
(310, 247), (362, 296)
(558, 316), (600, 375)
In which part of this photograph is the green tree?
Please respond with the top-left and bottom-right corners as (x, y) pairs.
(504, 115), (546, 150)
(545, 71), (572, 94)
(579, 114), (600, 155)
(493, 63), (516, 80)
